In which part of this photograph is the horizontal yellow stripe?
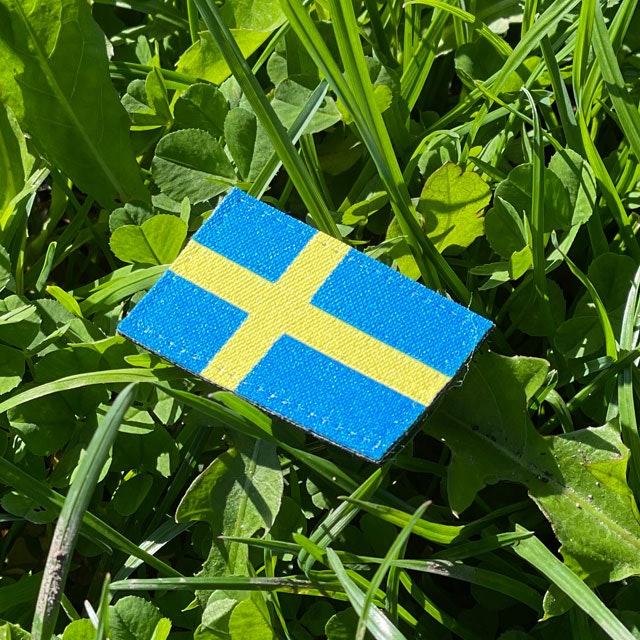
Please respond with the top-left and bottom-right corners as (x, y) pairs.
(170, 237), (450, 405)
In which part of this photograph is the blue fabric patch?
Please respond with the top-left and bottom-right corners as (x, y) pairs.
(118, 271), (247, 373)
(312, 250), (493, 377)
(237, 335), (425, 461)
(193, 188), (316, 282)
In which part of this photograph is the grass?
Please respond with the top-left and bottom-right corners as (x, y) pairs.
(1, 0), (640, 639)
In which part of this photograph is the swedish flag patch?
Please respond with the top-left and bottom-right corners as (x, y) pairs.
(118, 189), (492, 461)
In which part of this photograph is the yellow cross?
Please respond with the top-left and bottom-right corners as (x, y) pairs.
(170, 233), (449, 405)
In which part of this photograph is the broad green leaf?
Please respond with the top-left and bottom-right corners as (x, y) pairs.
(109, 596), (171, 640)
(111, 473), (153, 516)
(0, 245), (11, 293)
(0, 622), (31, 640)
(417, 162), (491, 254)
(494, 164), (572, 233)
(110, 215), (188, 265)
(510, 279), (566, 337)
(427, 352), (558, 516)
(219, 0), (285, 31)
(0, 103), (25, 214)
(228, 596), (274, 640)
(555, 253), (637, 358)
(7, 395), (76, 455)
(174, 84), (229, 136)
(0, 0), (148, 206)
(108, 202), (153, 233)
(272, 77), (342, 133)
(548, 149), (596, 227)
(534, 424), (640, 587)
(62, 619), (95, 640)
(0, 296), (40, 348)
(176, 31), (272, 86)
(0, 345), (24, 395)
(429, 353), (640, 589)
(152, 129), (236, 202)
(484, 197), (528, 260)
(224, 108), (273, 181)
(176, 437), (283, 576)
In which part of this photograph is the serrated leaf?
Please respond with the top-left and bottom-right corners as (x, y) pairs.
(417, 162), (491, 254)
(428, 353), (640, 589)
(61, 619), (94, 640)
(272, 77), (341, 133)
(109, 596), (171, 640)
(174, 83), (229, 136)
(0, 0), (148, 206)
(108, 202), (153, 233)
(152, 129), (236, 202)
(176, 438), (283, 577)
(228, 597), (274, 640)
(8, 395), (76, 455)
(224, 107), (273, 181)
(493, 163), (571, 232)
(110, 215), (187, 265)
(548, 148), (596, 226)
(0, 345), (24, 395)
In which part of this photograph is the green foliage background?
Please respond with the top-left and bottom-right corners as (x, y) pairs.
(1, 0), (640, 638)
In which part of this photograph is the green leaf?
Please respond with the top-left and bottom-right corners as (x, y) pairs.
(429, 353), (640, 590)
(152, 129), (236, 202)
(224, 108), (273, 181)
(176, 437), (283, 576)
(0, 245), (11, 293)
(533, 425), (640, 587)
(484, 197), (528, 260)
(0, 345), (24, 395)
(0, 102), (25, 214)
(0, 296), (40, 348)
(62, 619), (95, 640)
(494, 164), (572, 233)
(417, 162), (491, 254)
(0, 0), (148, 206)
(219, 0), (285, 31)
(110, 215), (187, 265)
(228, 597), (275, 640)
(547, 149), (596, 227)
(109, 202), (153, 233)
(272, 77), (341, 133)
(176, 30), (271, 85)
(111, 473), (153, 516)
(109, 596), (171, 640)
(174, 83), (229, 136)
(7, 395), (76, 455)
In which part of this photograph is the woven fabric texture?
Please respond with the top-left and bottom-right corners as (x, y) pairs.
(118, 188), (493, 461)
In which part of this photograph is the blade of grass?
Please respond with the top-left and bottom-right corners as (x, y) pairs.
(248, 81), (330, 199)
(512, 526), (636, 640)
(399, 571), (483, 640)
(326, 548), (406, 640)
(356, 502), (430, 640)
(405, 0), (513, 57)
(522, 88), (554, 337)
(592, 2), (640, 164)
(32, 384), (137, 640)
(191, 0), (339, 237)
(618, 266), (640, 494)
(298, 467), (386, 573)
(341, 497), (463, 545)
(110, 575), (343, 595)
(550, 235), (617, 361)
